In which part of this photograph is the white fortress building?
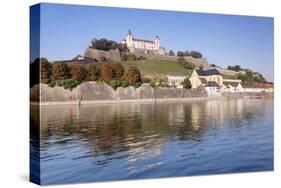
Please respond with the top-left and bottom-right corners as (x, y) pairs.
(122, 30), (165, 55)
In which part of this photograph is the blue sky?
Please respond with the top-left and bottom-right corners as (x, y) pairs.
(38, 3), (274, 81)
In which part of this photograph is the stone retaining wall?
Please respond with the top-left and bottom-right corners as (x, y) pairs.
(222, 92), (274, 98)
(84, 48), (121, 62)
(34, 82), (208, 103)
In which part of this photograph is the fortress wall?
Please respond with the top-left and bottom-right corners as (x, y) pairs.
(216, 68), (246, 76)
(33, 83), (208, 103)
(84, 48), (121, 62)
(83, 47), (209, 69)
(130, 48), (165, 55)
(134, 53), (210, 68)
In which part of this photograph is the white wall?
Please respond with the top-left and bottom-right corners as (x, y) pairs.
(205, 87), (221, 96)
(168, 75), (187, 86)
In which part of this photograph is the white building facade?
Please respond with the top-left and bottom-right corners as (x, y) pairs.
(167, 73), (187, 88)
(205, 81), (221, 97)
(189, 69), (224, 89)
(222, 82), (243, 93)
(241, 84), (266, 93)
(122, 30), (165, 55)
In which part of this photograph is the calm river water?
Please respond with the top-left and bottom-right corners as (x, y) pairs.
(32, 99), (273, 185)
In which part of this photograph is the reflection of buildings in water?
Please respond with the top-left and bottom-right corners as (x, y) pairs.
(205, 100), (224, 126)
(235, 99), (244, 115)
(205, 99), (265, 128)
(168, 103), (185, 126)
(165, 101), (205, 131)
(224, 99), (245, 117)
(190, 103), (204, 130)
(164, 102), (207, 140)
(205, 99), (247, 126)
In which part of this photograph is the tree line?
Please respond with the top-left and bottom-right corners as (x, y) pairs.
(237, 71), (266, 83)
(168, 50), (203, 59)
(227, 64), (267, 83)
(40, 58), (141, 90)
(89, 38), (128, 52)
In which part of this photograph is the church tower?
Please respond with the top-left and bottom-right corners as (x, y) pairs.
(126, 30), (133, 47)
(154, 35), (160, 50)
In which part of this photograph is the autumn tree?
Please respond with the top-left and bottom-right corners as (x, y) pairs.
(112, 63), (124, 79)
(69, 64), (87, 81)
(40, 58), (52, 79)
(123, 66), (141, 84)
(52, 62), (69, 80)
(86, 64), (100, 81)
(100, 61), (115, 81)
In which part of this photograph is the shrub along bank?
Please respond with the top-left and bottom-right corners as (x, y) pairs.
(38, 58), (142, 90)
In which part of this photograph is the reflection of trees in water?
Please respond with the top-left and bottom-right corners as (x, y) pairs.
(165, 102), (206, 141)
(40, 105), (146, 160)
(38, 99), (267, 163)
(40, 103), (207, 158)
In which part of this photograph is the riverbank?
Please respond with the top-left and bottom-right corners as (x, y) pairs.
(32, 96), (227, 106)
(30, 82), (273, 106)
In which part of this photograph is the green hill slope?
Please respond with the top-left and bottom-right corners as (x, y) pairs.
(121, 60), (193, 78)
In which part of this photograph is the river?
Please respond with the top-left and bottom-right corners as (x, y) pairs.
(31, 99), (273, 185)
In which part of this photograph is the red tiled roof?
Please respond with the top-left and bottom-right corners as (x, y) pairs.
(241, 83), (263, 88)
(167, 72), (187, 76)
(261, 83), (274, 89)
(133, 38), (154, 43)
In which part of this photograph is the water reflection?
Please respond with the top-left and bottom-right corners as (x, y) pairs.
(31, 99), (273, 184)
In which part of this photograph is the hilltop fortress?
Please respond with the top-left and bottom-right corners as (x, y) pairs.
(83, 30), (210, 68)
(121, 30), (165, 55)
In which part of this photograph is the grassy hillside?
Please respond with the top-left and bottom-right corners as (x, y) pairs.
(121, 60), (193, 78)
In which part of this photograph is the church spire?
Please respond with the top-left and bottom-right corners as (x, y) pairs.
(128, 29), (132, 35)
